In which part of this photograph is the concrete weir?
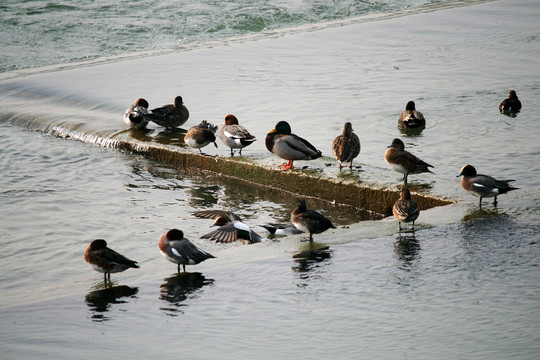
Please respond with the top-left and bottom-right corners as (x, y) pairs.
(91, 129), (453, 219)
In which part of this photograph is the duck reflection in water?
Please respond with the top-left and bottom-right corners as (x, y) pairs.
(159, 272), (214, 316)
(292, 245), (333, 285)
(85, 284), (139, 322)
(394, 233), (421, 271)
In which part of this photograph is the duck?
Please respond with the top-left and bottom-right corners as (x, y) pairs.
(332, 122), (361, 169)
(193, 210), (267, 244)
(123, 98), (149, 129)
(392, 186), (420, 231)
(184, 120), (218, 153)
(291, 200), (336, 241)
(499, 90), (522, 113)
(265, 121), (322, 171)
(457, 165), (518, 207)
(384, 138), (434, 183)
(84, 239), (139, 283)
(158, 229), (215, 272)
(398, 101), (426, 128)
(260, 222), (303, 236)
(218, 114), (257, 156)
(144, 96), (189, 129)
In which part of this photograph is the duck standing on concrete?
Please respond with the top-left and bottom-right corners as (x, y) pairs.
(158, 229), (215, 272)
(398, 101), (426, 129)
(145, 96), (189, 129)
(332, 122), (361, 169)
(84, 239), (139, 283)
(184, 120), (218, 153)
(123, 98), (149, 129)
(266, 121), (322, 171)
(392, 187), (420, 231)
(457, 165), (518, 207)
(218, 114), (257, 156)
(291, 200), (335, 241)
(385, 138), (433, 183)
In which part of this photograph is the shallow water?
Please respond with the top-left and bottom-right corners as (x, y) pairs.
(1, 0), (540, 359)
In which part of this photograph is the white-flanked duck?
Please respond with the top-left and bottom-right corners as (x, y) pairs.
(218, 114), (257, 156)
(158, 229), (215, 272)
(123, 98), (149, 129)
(193, 209), (266, 244)
(458, 165), (518, 207)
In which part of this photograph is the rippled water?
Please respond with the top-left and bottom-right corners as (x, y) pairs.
(1, 0), (540, 359)
(1, 0), (449, 73)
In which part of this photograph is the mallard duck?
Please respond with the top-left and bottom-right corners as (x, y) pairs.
(392, 187), (420, 231)
(145, 96), (189, 129)
(158, 229), (215, 272)
(184, 120), (218, 153)
(84, 239), (139, 283)
(265, 121), (322, 171)
(499, 90), (522, 113)
(398, 101), (426, 128)
(218, 114), (256, 156)
(193, 210), (266, 244)
(457, 165), (518, 207)
(291, 200), (335, 241)
(384, 138), (433, 183)
(332, 122), (360, 168)
(123, 98), (149, 129)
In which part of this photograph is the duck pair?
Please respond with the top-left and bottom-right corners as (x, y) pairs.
(124, 96), (189, 130)
(84, 229), (216, 282)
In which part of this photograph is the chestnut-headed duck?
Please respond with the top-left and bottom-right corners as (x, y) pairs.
(385, 138), (433, 183)
(266, 121), (322, 171)
(457, 165), (518, 207)
(392, 187), (420, 231)
(184, 120), (218, 153)
(158, 229), (215, 272)
(499, 90), (522, 114)
(332, 122), (360, 169)
(398, 101), (426, 129)
(218, 114), (256, 156)
(123, 98), (149, 129)
(84, 239), (139, 283)
(291, 200), (335, 242)
(145, 96), (189, 129)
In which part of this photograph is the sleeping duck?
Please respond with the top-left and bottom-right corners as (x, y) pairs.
(123, 98), (149, 129)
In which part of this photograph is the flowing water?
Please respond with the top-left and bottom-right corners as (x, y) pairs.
(1, 0), (540, 358)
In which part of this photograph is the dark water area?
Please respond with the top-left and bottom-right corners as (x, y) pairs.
(1, 0), (540, 358)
